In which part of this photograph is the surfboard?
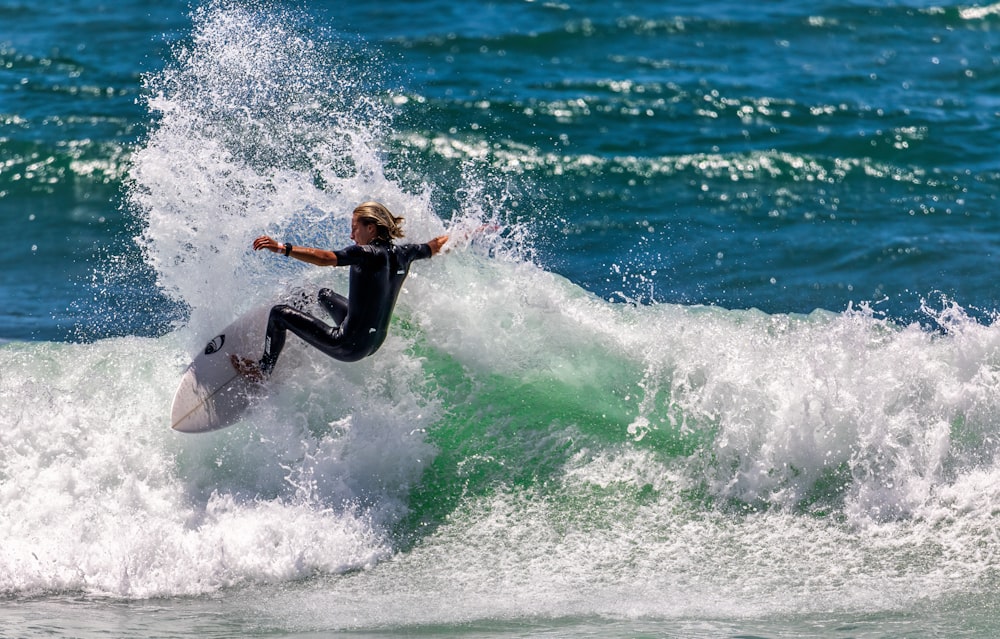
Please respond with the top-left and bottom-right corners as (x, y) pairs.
(170, 290), (316, 433)
(170, 303), (271, 433)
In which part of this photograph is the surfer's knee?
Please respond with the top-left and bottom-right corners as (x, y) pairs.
(268, 303), (297, 326)
(317, 288), (345, 308)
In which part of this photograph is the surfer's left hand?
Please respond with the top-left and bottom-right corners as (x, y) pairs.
(427, 235), (449, 255)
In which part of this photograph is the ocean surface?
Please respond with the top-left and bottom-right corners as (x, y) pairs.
(4, 0), (1000, 636)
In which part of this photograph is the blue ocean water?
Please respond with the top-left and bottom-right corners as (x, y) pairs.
(4, 0), (1000, 636)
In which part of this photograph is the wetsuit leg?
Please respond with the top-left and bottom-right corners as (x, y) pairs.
(258, 304), (338, 374)
(317, 288), (349, 325)
(258, 290), (345, 374)
(258, 301), (367, 373)
(259, 305), (292, 374)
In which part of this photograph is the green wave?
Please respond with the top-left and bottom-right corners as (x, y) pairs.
(391, 313), (712, 547)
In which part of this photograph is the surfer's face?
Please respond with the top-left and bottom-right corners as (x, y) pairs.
(350, 213), (378, 245)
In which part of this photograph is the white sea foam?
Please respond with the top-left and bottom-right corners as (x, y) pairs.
(6, 255), (1000, 605)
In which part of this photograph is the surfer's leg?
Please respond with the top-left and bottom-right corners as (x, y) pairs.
(317, 288), (349, 325)
(259, 303), (359, 373)
(259, 304), (328, 374)
(258, 306), (290, 375)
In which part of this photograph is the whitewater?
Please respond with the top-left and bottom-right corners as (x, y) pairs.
(5, 2), (1000, 636)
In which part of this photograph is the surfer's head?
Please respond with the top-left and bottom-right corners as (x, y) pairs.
(352, 201), (405, 243)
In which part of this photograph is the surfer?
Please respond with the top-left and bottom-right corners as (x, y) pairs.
(231, 202), (448, 380)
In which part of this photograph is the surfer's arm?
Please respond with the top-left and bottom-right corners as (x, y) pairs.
(287, 246), (338, 266)
(426, 235), (448, 255)
(401, 236), (448, 262)
(252, 235), (338, 266)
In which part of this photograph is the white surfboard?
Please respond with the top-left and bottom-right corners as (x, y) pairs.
(170, 303), (271, 433)
(170, 290), (316, 433)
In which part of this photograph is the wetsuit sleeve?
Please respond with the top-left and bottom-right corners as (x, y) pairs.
(335, 243), (431, 267)
(333, 244), (380, 266)
(399, 243), (433, 263)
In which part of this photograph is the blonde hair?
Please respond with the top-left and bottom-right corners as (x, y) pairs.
(353, 201), (405, 240)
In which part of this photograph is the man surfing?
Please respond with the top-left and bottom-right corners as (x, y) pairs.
(231, 201), (448, 380)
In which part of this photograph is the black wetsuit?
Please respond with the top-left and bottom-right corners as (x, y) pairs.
(258, 239), (433, 374)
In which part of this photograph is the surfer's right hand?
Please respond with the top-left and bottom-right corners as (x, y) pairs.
(253, 235), (286, 253)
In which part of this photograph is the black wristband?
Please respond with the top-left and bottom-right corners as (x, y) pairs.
(283, 242), (293, 256)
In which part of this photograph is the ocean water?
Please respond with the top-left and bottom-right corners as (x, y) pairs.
(4, 0), (1000, 636)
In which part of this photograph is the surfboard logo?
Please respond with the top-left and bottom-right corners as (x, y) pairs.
(204, 334), (226, 355)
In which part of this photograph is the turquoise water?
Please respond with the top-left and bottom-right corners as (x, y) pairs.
(4, 0), (1000, 636)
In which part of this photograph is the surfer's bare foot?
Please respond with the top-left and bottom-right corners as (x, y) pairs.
(230, 355), (266, 383)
